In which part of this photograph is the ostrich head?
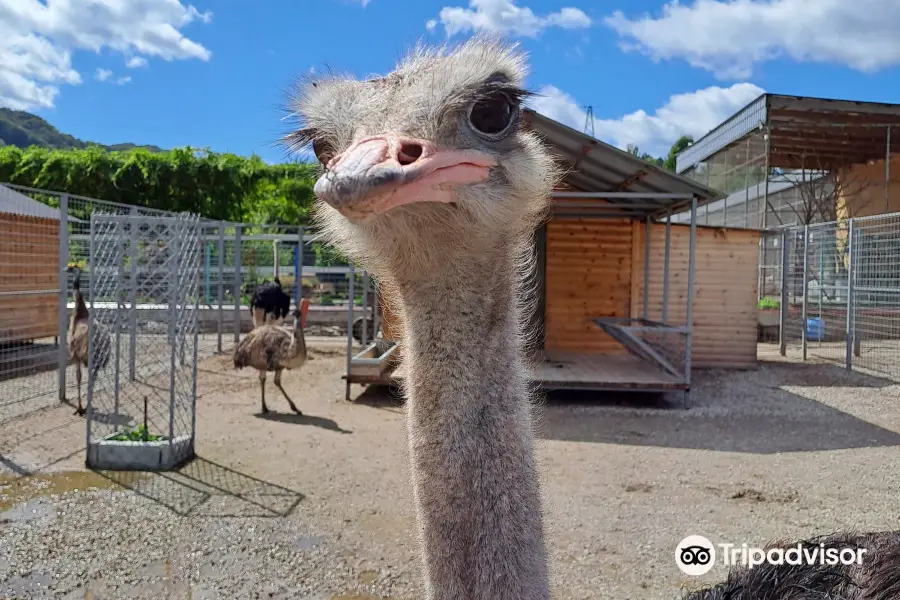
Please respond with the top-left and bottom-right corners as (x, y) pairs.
(285, 36), (559, 286)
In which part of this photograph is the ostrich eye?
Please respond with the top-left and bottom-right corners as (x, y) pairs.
(468, 91), (517, 137)
(313, 138), (335, 166)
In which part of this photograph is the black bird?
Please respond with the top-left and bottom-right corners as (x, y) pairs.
(249, 277), (291, 327)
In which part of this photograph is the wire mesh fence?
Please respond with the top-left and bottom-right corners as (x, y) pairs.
(0, 182), (372, 429)
(777, 211), (900, 381)
(84, 213), (202, 469)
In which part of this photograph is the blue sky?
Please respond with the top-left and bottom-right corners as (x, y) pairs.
(3, 0), (900, 163)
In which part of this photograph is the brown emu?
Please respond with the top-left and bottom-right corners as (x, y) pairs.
(232, 299), (309, 414)
(65, 267), (111, 416)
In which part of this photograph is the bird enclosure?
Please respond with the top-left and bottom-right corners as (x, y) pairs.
(772, 210), (900, 381)
(84, 212), (202, 470)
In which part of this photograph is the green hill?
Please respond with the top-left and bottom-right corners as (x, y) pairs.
(0, 108), (164, 152)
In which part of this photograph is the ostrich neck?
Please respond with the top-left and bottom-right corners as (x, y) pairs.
(397, 247), (550, 600)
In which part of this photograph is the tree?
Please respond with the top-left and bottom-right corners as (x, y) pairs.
(0, 145), (319, 224)
(625, 144), (664, 167)
(664, 135), (693, 172)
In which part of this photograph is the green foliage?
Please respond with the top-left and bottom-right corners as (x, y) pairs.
(664, 135), (693, 172)
(0, 145), (319, 223)
(626, 138), (695, 171)
(626, 143), (664, 167)
(757, 297), (780, 310)
(0, 107), (163, 152)
(107, 424), (166, 442)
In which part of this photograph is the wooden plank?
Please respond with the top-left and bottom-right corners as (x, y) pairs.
(632, 222), (760, 369)
(534, 351), (687, 390)
(381, 351), (687, 392)
(545, 219), (632, 354)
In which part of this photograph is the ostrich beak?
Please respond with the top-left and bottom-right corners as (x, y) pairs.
(313, 135), (496, 220)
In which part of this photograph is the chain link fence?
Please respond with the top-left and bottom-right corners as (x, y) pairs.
(775, 211), (900, 381)
(84, 213), (202, 469)
(0, 183), (368, 431)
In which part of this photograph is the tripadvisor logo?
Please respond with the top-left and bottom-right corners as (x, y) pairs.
(676, 535), (715, 576)
(676, 535), (869, 575)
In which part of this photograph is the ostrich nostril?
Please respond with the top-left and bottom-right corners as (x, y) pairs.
(397, 142), (424, 166)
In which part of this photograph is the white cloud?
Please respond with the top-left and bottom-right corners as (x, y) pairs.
(116, 75), (132, 85)
(94, 68), (112, 82)
(0, 0), (212, 111)
(429, 0), (591, 37)
(528, 82), (764, 157)
(606, 0), (900, 80)
(126, 56), (148, 68)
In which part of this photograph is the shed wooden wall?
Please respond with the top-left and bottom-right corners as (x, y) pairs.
(543, 218), (632, 354)
(0, 212), (60, 344)
(838, 155), (900, 218)
(632, 223), (759, 369)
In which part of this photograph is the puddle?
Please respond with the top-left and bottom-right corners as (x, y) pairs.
(357, 570), (378, 585)
(0, 470), (122, 512)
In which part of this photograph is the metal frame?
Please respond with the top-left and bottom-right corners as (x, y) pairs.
(84, 212), (201, 470)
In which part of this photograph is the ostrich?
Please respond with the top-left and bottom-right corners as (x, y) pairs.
(287, 36), (900, 600)
(286, 36), (557, 600)
(66, 267), (111, 416)
(233, 298), (309, 414)
(249, 277), (291, 327)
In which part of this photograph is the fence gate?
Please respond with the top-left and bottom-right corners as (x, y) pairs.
(778, 212), (900, 381)
(85, 212), (201, 470)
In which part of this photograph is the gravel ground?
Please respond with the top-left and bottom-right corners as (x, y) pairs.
(2, 342), (900, 599)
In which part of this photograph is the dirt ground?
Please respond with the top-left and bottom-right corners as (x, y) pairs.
(2, 341), (900, 599)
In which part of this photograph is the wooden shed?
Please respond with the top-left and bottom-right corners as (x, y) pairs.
(0, 184), (62, 346)
(343, 111), (760, 402)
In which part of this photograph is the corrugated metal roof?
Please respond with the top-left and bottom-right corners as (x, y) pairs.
(524, 109), (726, 217)
(0, 184), (63, 220)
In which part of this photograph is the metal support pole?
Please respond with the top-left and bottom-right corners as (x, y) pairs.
(273, 239), (279, 281)
(744, 137), (751, 227)
(345, 266), (355, 402)
(845, 219), (856, 370)
(758, 129), (771, 297)
(128, 207), (138, 380)
(361, 271), (369, 347)
(168, 219), (179, 445)
(191, 221), (201, 451)
(296, 227), (304, 304)
(761, 129), (771, 230)
(778, 229), (790, 356)
(233, 225), (242, 343)
(113, 223), (123, 428)
(216, 222), (225, 353)
(372, 279), (380, 340)
(801, 224), (810, 361)
(204, 241), (211, 304)
(662, 210), (671, 324)
(85, 214), (97, 451)
(57, 194), (69, 401)
(886, 125), (892, 213)
(643, 216), (651, 320)
(685, 196), (698, 387)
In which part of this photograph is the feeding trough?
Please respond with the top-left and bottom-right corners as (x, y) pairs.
(350, 339), (400, 379)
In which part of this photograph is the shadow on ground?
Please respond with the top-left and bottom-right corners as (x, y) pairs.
(537, 361), (900, 454)
(255, 411), (353, 433)
(96, 456), (304, 518)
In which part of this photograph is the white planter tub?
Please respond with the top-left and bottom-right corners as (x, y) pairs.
(87, 433), (193, 471)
